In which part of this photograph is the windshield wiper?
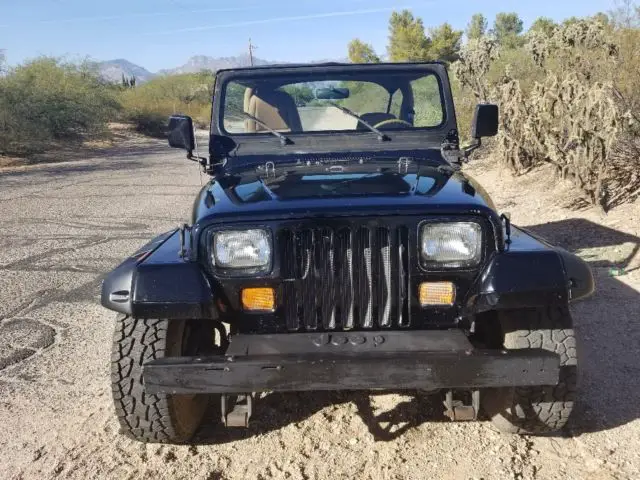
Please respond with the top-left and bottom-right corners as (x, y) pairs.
(230, 112), (292, 146)
(329, 102), (390, 142)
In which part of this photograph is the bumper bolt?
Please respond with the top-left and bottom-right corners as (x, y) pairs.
(373, 335), (385, 345)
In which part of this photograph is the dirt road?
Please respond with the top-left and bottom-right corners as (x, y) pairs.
(1, 143), (639, 480)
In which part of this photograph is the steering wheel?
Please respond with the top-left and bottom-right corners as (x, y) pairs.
(374, 118), (413, 130)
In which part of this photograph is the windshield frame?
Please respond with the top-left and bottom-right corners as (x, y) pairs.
(219, 70), (448, 137)
(209, 62), (458, 161)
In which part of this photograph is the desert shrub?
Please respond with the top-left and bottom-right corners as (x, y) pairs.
(119, 71), (214, 136)
(450, 74), (476, 143)
(453, 16), (640, 210)
(452, 37), (500, 102)
(340, 81), (399, 114)
(611, 27), (640, 114)
(411, 75), (444, 127)
(0, 57), (120, 155)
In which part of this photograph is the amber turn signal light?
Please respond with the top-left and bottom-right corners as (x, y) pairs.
(241, 287), (275, 312)
(419, 282), (455, 306)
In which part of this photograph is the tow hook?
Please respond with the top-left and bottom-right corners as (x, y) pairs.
(443, 390), (480, 421)
(221, 393), (254, 427)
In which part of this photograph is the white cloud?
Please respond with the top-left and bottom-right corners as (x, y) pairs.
(144, 6), (417, 36)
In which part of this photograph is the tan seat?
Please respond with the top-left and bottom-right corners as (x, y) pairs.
(244, 88), (302, 133)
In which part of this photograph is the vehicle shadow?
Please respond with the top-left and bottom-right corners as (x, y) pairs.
(193, 218), (640, 443)
(194, 390), (450, 445)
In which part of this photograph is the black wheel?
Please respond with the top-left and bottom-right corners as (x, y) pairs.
(482, 307), (578, 434)
(111, 315), (209, 443)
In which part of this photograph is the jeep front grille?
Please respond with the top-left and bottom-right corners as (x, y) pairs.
(279, 225), (410, 331)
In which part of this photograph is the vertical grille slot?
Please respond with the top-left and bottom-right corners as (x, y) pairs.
(319, 227), (336, 329)
(337, 228), (354, 329)
(299, 229), (317, 330)
(279, 229), (298, 331)
(397, 226), (410, 327)
(355, 227), (373, 328)
(281, 223), (409, 331)
(377, 227), (392, 327)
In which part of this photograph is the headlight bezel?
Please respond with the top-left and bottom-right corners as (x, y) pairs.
(418, 220), (485, 270)
(208, 227), (273, 276)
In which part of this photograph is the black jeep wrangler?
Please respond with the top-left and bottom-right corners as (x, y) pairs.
(103, 62), (594, 443)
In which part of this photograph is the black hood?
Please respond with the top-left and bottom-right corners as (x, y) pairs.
(191, 160), (498, 226)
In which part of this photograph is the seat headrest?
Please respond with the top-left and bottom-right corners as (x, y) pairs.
(245, 88), (302, 133)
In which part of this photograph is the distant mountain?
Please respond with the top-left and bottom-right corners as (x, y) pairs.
(96, 55), (347, 84)
(158, 54), (271, 75)
(97, 59), (155, 83)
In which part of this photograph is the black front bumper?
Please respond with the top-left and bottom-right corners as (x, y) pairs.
(143, 330), (560, 394)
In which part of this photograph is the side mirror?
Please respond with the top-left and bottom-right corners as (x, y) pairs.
(471, 104), (499, 139)
(168, 115), (195, 155)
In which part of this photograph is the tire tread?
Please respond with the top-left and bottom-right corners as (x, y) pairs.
(486, 306), (577, 434)
(110, 315), (201, 443)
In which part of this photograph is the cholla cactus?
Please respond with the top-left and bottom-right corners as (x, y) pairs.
(451, 36), (499, 101)
(494, 72), (623, 208)
(525, 30), (552, 66)
(494, 78), (537, 173)
(454, 16), (636, 210)
(554, 18), (611, 51)
(545, 76), (621, 207)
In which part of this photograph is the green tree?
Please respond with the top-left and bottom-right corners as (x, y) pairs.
(592, 12), (611, 26)
(281, 84), (315, 106)
(466, 13), (488, 40)
(429, 23), (463, 62)
(492, 12), (524, 48)
(529, 17), (557, 37)
(562, 16), (580, 27)
(387, 10), (431, 62)
(348, 39), (380, 63)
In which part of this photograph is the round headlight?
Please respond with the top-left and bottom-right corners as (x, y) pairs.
(213, 229), (271, 270)
(420, 222), (482, 268)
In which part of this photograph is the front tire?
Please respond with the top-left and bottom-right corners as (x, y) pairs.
(483, 307), (578, 434)
(111, 316), (208, 443)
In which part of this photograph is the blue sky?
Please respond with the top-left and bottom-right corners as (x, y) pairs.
(0, 0), (616, 72)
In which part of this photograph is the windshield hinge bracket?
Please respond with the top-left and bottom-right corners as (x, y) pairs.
(265, 161), (276, 178)
(398, 157), (411, 174)
(501, 213), (512, 246)
(178, 223), (192, 259)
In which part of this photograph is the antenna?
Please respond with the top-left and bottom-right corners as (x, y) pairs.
(248, 38), (257, 66)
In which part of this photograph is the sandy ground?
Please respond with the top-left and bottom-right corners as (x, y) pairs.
(0, 144), (639, 480)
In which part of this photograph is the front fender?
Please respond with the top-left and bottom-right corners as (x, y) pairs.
(470, 226), (594, 312)
(101, 229), (217, 319)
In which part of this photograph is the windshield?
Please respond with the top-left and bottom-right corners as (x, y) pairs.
(222, 71), (444, 136)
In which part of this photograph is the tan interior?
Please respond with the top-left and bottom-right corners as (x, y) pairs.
(243, 88), (302, 133)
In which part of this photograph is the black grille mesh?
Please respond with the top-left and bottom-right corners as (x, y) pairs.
(279, 225), (410, 331)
